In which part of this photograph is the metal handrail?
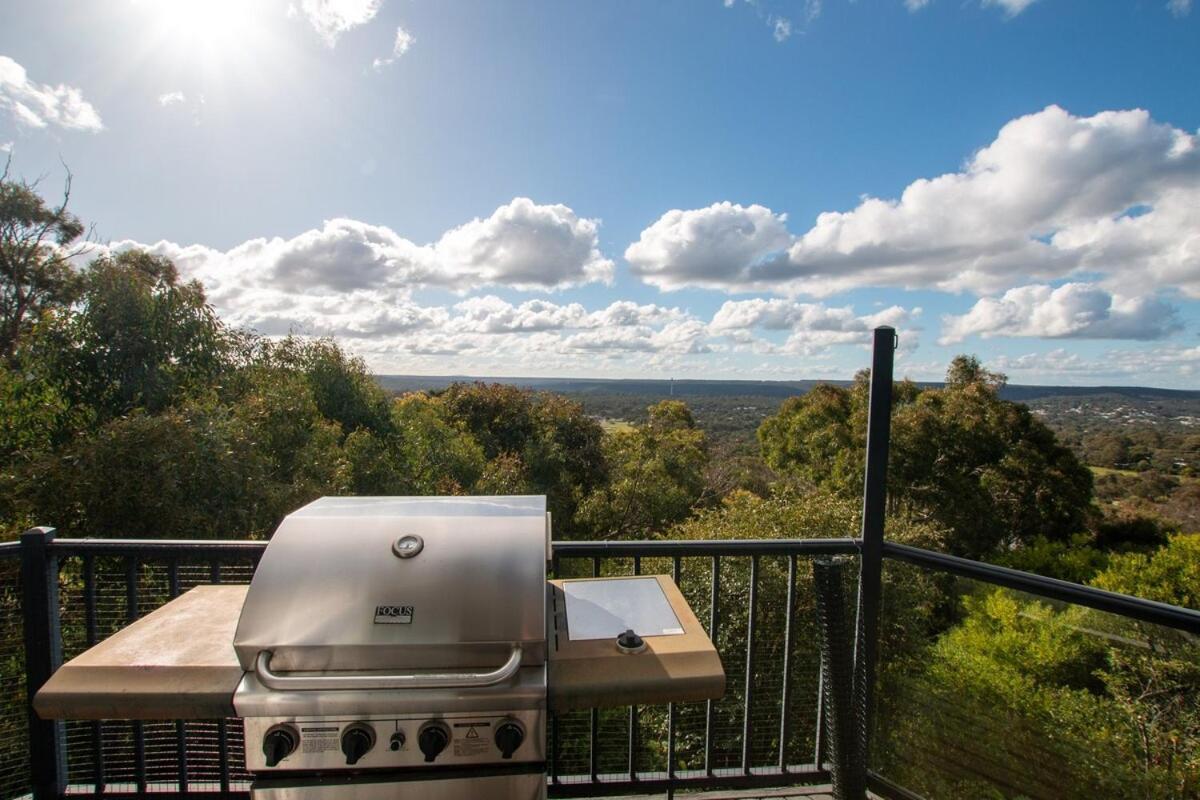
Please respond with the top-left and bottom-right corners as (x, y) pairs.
(22, 534), (1200, 635)
(884, 541), (1200, 635)
(253, 645), (524, 691)
(47, 538), (267, 556)
(552, 538), (859, 557)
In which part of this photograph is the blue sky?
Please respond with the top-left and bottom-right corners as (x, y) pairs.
(2, 0), (1198, 386)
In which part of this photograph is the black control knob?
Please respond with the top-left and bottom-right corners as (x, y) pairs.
(262, 725), (298, 768)
(494, 720), (525, 760)
(617, 628), (645, 653)
(340, 724), (375, 766)
(389, 731), (406, 751)
(418, 721), (450, 763)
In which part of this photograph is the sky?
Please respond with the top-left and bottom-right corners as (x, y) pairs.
(1, 0), (1198, 387)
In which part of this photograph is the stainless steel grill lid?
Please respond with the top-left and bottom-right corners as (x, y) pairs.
(233, 496), (548, 675)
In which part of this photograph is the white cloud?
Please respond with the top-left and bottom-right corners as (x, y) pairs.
(294, 0), (382, 46)
(628, 107), (1200, 302)
(158, 91), (186, 107)
(0, 141), (11, 153)
(905, 0), (932, 10)
(436, 198), (614, 289)
(0, 56), (103, 132)
(446, 297), (686, 335)
(373, 26), (414, 69)
(626, 202), (791, 291)
(111, 198), (611, 302)
(1168, 0), (1192, 17)
(992, 346), (1200, 383)
(451, 296), (586, 334)
(724, 1), (814, 41)
(560, 320), (711, 356)
(939, 283), (1182, 344)
(98, 198), (615, 349)
(981, 0), (1039, 16)
(710, 299), (919, 354)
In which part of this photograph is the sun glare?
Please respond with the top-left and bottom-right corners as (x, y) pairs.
(143, 0), (271, 61)
(132, 0), (291, 95)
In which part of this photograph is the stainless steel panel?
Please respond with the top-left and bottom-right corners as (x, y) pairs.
(234, 666), (547, 718)
(243, 709), (545, 771)
(562, 577), (684, 640)
(234, 496), (548, 672)
(251, 771), (545, 800)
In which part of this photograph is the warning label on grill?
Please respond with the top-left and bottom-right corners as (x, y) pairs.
(453, 722), (491, 757)
(300, 732), (338, 754)
(374, 604), (414, 624)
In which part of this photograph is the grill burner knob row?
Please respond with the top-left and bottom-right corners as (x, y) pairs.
(341, 723), (376, 765)
(418, 721), (450, 763)
(494, 720), (525, 759)
(262, 724), (299, 768)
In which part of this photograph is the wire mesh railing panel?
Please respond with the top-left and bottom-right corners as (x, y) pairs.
(874, 561), (1200, 800)
(0, 557), (28, 800)
(53, 548), (259, 796)
(549, 550), (832, 791)
(6, 538), (851, 798)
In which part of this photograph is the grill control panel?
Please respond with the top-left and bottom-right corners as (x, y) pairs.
(244, 710), (544, 772)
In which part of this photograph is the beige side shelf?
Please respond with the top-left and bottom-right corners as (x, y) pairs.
(34, 585), (248, 721)
(547, 575), (725, 712)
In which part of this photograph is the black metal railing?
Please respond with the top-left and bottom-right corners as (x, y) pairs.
(4, 532), (1198, 800)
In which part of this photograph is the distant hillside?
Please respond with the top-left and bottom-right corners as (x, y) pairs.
(376, 374), (1200, 404)
(375, 374), (1200, 448)
(377, 374), (821, 398)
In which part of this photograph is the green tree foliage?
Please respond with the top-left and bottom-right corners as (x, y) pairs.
(576, 400), (709, 538)
(259, 336), (393, 436)
(1091, 534), (1200, 610)
(0, 367), (87, 460)
(0, 167), (85, 361)
(389, 393), (484, 494)
(881, 534), (1200, 799)
(759, 356), (1094, 558)
(33, 250), (237, 419)
(996, 534), (1111, 585)
(11, 402), (272, 539)
(878, 586), (1200, 799)
(758, 384), (860, 492)
(438, 382), (605, 531)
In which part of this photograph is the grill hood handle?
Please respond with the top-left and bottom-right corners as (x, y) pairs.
(253, 645), (524, 691)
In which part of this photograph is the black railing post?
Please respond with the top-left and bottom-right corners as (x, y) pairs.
(21, 527), (66, 800)
(814, 556), (865, 800)
(854, 325), (895, 788)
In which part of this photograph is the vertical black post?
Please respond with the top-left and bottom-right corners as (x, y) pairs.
(704, 555), (720, 776)
(628, 556), (641, 783)
(854, 325), (895, 786)
(84, 555), (105, 793)
(740, 555), (759, 775)
(21, 527), (66, 800)
(777, 554), (797, 772)
(667, 556), (681, 782)
(125, 558), (146, 794)
(218, 720), (230, 792)
(550, 712), (560, 786)
(814, 557), (865, 800)
(589, 556), (600, 783)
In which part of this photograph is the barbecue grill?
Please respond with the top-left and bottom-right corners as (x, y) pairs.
(35, 496), (724, 799)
